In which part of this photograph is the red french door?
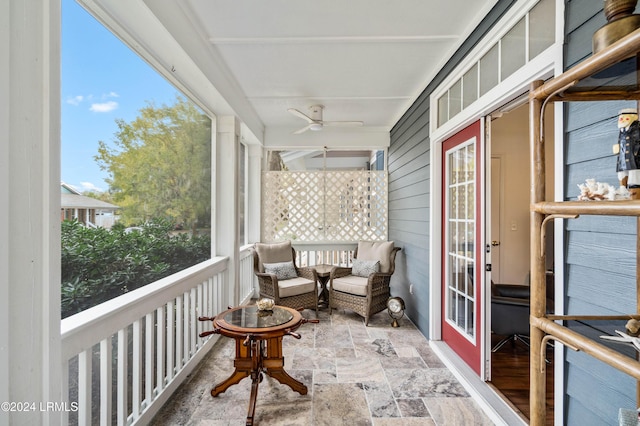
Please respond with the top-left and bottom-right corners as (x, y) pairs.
(441, 120), (483, 375)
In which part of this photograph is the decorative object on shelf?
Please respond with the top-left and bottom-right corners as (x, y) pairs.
(626, 318), (640, 336)
(613, 108), (640, 199)
(599, 329), (640, 351)
(577, 178), (630, 200)
(593, 0), (640, 53)
(617, 407), (640, 426)
(256, 298), (275, 311)
(387, 296), (405, 327)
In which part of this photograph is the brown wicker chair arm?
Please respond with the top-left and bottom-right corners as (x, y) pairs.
(330, 266), (352, 280)
(367, 272), (392, 292)
(296, 266), (318, 282)
(255, 272), (280, 297)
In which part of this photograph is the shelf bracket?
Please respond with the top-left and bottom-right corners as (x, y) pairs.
(540, 334), (580, 373)
(540, 214), (580, 257)
(540, 80), (578, 142)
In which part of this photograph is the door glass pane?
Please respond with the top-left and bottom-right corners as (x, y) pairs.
(501, 18), (526, 81)
(479, 44), (499, 97)
(445, 140), (476, 339)
(529, 0), (555, 59)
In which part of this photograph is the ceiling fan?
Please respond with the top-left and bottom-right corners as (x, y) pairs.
(287, 105), (363, 134)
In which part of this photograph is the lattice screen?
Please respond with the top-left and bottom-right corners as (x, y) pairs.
(262, 171), (388, 242)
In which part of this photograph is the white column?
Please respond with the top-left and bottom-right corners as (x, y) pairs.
(216, 116), (240, 304)
(247, 144), (263, 244)
(2, 0), (62, 425)
(0, 1), (9, 423)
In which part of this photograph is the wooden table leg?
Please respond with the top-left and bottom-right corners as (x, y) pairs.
(246, 338), (262, 426)
(211, 337), (252, 397)
(318, 276), (330, 306)
(263, 336), (308, 395)
(207, 313), (309, 425)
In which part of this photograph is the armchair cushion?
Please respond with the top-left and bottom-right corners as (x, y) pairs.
(352, 259), (380, 278)
(332, 275), (369, 296)
(263, 261), (297, 280)
(255, 241), (293, 272)
(356, 241), (394, 273)
(279, 277), (316, 298)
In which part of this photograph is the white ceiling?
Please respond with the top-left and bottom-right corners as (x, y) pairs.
(104, 0), (499, 146)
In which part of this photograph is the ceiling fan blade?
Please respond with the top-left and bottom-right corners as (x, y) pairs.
(321, 121), (364, 127)
(287, 108), (314, 123)
(292, 123), (315, 134)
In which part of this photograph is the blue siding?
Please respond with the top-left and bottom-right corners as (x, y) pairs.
(390, 0), (640, 424)
(564, 0), (640, 423)
(388, 0), (516, 334)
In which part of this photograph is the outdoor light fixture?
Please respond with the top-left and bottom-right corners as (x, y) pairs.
(387, 296), (405, 327)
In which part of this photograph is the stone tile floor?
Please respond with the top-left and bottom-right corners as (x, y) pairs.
(151, 307), (494, 426)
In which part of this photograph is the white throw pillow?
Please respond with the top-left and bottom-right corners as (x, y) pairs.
(263, 261), (298, 280)
(352, 259), (380, 278)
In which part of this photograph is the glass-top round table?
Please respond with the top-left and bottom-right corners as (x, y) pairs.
(221, 305), (294, 329)
(199, 304), (316, 426)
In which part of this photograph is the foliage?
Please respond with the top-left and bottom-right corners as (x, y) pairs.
(61, 218), (210, 318)
(95, 96), (212, 231)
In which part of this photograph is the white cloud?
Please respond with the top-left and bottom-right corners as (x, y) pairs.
(106, 91), (119, 98)
(80, 181), (104, 192)
(90, 101), (118, 113)
(66, 95), (84, 106)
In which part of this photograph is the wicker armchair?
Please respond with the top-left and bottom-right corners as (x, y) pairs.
(329, 241), (400, 325)
(251, 241), (319, 314)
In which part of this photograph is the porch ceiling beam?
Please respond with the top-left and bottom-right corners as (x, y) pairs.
(264, 127), (389, 149)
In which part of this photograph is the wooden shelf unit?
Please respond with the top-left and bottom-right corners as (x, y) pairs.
(529, 28), (640, 425)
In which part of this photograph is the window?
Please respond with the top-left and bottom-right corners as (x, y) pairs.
(501, 18), (526, 81)
(61, 0), (212, 318)
(435, 0), (555, 127)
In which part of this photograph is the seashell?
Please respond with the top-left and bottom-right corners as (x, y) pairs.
(256, 298), (275, 311)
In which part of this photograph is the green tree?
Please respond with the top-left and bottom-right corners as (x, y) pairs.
(96, 96), (211, 231)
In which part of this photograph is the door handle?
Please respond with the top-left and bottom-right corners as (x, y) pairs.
(491, 240), (500, 246)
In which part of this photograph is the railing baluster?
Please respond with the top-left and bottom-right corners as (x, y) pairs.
(199, 282), (206, 339)
(117, 328), (128, 426)
(183, 291), (190, 363)
(61, 357), (70, 426)
(190, 287), (197, 354)
(78, 348), (92, 425)
(156, 306), (165, 393)
(145, 312), (154, 408)
(132, 319), (142, 418)
(214, 275), (220, 314)
(167, 300), (175, 381)
(100, 337), (112, 426)
(176, 295), (183, 371)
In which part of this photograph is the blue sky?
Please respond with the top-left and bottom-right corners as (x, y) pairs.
(62, 0), (179, 192)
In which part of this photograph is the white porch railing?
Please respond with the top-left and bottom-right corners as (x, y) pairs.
(239, 245), (257, 302)
(292, 242), (358, 267)
(60, 246), (256, 426)
(59, 243), (360, 425)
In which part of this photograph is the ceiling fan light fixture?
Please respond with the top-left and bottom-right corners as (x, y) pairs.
(288, 105), (363, 134)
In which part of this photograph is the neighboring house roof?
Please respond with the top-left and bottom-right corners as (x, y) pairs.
(61, 183), (120, 210)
